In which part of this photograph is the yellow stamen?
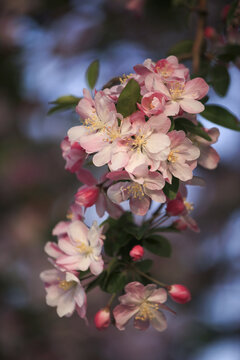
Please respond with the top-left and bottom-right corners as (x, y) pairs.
(84, 114), (106, 132)
(126, 182), (145, 200)
(132, 133), (147, 153)
(156, 65), (172, 78)
(184, 198), (194, 212)
(168, 150), (179, 163)
(135, 301), (159, 321)
(169, 81), (185, 100)
(76, 242), (93, 255)
(66, 212), (73, 220)
(58, 280), (75, 291)
(119, 73), (134, 84)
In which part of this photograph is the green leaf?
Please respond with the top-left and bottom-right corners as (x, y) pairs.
(209, 65), (230, 97)
(143, 235), (172, 257)
(134, 259), (153, 272)
(163, 176), (179, 200)
(104, 212), (135, 256)
(218, 44), (240, 62)
(201, 105), (240, 131)
(116, 79), (141, 118)
(174, 118), (212, 141)
(86, 60), (99, 89)
(47, 95), (80, 115)
(201, 95), (209, 104)
(168, 40), (193, 57)
(106, 271), (127, 293)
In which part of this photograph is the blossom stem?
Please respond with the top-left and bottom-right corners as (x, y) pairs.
(152, 214), (168, 228)
(107, 293), (116, 308)
(134, 268), (168, 289)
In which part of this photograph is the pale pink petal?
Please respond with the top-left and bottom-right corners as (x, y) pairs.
(107, 182), (128, 203)
(145, 189), (166, 203)
(198, 146), (220, 169)
(74, 286), (85, 308)
(134, 318), (150, 330)
(110, 151), (129, 171)
(40, 269), (59, 284)
(57, 290), (76, 317)
(130, 196), (150, 216)
(80, 133), (106, 153)
(179, 98), (205, 114)
(147, 288), (168, 303)
(147, 114), (171, 133)
(183, 77), (209, 99)
(52, 221), (69, 236)
(146, 133), (170, 154)
(68, 126), (88, 143)
(169, 161), (193, 182)
(45, 242), (64, 258)
(90, 259), (104, 275)
(125, 151), (146, 174)
(164, 101), (180, 116)
(150, 310), (167, 331)
(58, 238), (77, 255)
(113, 304), (139, 330)
(92, 145), (112, 167)
(68, 220), (89, 243)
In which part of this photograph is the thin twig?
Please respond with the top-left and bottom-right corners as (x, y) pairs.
(192, 0), (207, 73)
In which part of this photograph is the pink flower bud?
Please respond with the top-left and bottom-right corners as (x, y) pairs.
(166, 195), (185, 216)
(168, 284), (191, 304)
(129, 245), (144, 261)
(204, 26), (216, 39)
(75, 185), (99, 207)
(94, 308), (111, 330)
(173, 219), (188, 231)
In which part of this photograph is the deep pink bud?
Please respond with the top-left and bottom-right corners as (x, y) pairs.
(129, 245), (144, 261)
(204, 26), (216, 39)
(168, 284), (191, 304)
(166, 194), (185, 216)
(94, 308), (111, 330)
(75, 185), (99, 207)
(173, 219), (188, 231)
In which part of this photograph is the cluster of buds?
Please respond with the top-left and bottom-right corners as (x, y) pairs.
(41, 56), (220, 332)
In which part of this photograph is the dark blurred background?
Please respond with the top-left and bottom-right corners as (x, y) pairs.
(0, 0), (240, 359)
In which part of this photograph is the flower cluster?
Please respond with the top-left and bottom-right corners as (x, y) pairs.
(41, 56), (220, 332)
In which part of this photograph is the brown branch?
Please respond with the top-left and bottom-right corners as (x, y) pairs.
(192, 0), (207, 74)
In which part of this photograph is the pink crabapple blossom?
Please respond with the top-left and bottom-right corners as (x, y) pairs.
(40, 269), (87, 318)
(113, 282), (170, 331)
(56, 220), (104, 275)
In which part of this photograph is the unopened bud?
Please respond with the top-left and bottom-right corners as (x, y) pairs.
(94, 308), (111, 330)
(168, 284), (191, 304)
(204, 26), (216, 39)
(130, 245), (144, 261)
(166, 196), (185, 216)
(75, 185), (99, 207)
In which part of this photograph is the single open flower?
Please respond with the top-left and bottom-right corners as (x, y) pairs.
(113, 282), (169, 331)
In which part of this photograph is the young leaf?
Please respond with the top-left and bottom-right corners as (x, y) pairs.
(134, 259), (153, 272)
(48, 95), (80, 115)
(143, 235), (172, 257)
(86, 60), (99, 89)
(174, 118), (212, 141)
(163, 176), (179, 200)
(116, 79), (141, 118)
(106, 272), (127, 293)
(209, 65), (230, 97)
(201, 105), (240, 131)
(218, 44), (240, 62)
(167, 40), (193, 57)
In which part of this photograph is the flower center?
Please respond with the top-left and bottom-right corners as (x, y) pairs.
(84, 114), (106, 132)
(184, 198), (194, 212)
(58, 280), (75, 291)
(76, 242), (93, 255)
(126, 182), (145, 199)
(168, 149), (179, 163)
(169, 81), (185, 100)
(156, 64), (173, 78)
(132, 133), (147, 152)
(105, 126), (121, 142)
(135, 301), (159, 321)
